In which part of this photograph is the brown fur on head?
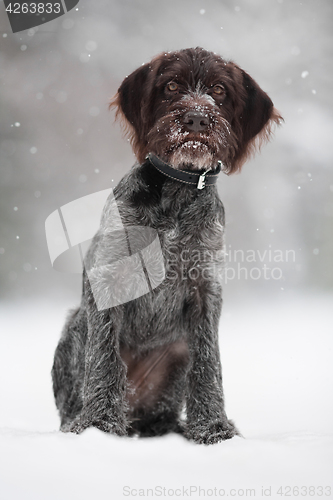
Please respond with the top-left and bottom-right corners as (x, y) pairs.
(110, 47), (282, 173)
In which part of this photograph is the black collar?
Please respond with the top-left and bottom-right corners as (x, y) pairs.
(146, 153), (222, 190)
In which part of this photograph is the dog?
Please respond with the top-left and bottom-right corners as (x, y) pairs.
(52, 47), (282, 444)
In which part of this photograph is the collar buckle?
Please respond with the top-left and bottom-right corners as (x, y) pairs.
(197, 168), (212, 190)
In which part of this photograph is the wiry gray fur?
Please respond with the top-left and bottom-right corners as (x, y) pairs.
(52, 166), (238, 443)
(52, 47), (281, 444)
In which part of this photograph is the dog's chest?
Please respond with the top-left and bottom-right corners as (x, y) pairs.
(161, 220), (224, 286)
(115, 179), (225, 345)
(120, 219), (224, 347)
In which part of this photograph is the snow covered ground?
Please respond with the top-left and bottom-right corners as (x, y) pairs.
(0, 293), (332, 500)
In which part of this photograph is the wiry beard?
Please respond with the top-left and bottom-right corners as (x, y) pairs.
(169, 140), (214, 170)
(146, 96), (237, 171)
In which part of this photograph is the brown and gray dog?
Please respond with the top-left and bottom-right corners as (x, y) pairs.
(52, 47), (282, 444)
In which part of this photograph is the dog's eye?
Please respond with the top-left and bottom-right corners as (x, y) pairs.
(167, 82), (178, 92)
(212, 84), (225, 96)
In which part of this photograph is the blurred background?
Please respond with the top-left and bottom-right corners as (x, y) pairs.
(0, 4), (332, 494)
(0, 0), (332, 304)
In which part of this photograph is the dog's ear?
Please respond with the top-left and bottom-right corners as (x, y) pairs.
(110, 63), (151, 162)
(230, 69), (283, 173)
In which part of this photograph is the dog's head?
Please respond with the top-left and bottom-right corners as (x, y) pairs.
(111, 47), (282, 173)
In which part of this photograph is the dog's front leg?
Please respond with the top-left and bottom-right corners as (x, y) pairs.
(184, 297), (238, 444)
(64, 307), (128, 435)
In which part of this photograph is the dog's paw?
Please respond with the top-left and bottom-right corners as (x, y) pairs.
(184, 419), (240, 445)
(61, 417), (128, 436)
(92, 419), (128, 436)
(61, 417), (91, 434)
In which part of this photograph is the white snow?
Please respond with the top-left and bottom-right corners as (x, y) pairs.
(0, 294), (332, 500)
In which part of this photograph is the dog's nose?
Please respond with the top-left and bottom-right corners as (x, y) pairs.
(182, 111), (209, 132)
